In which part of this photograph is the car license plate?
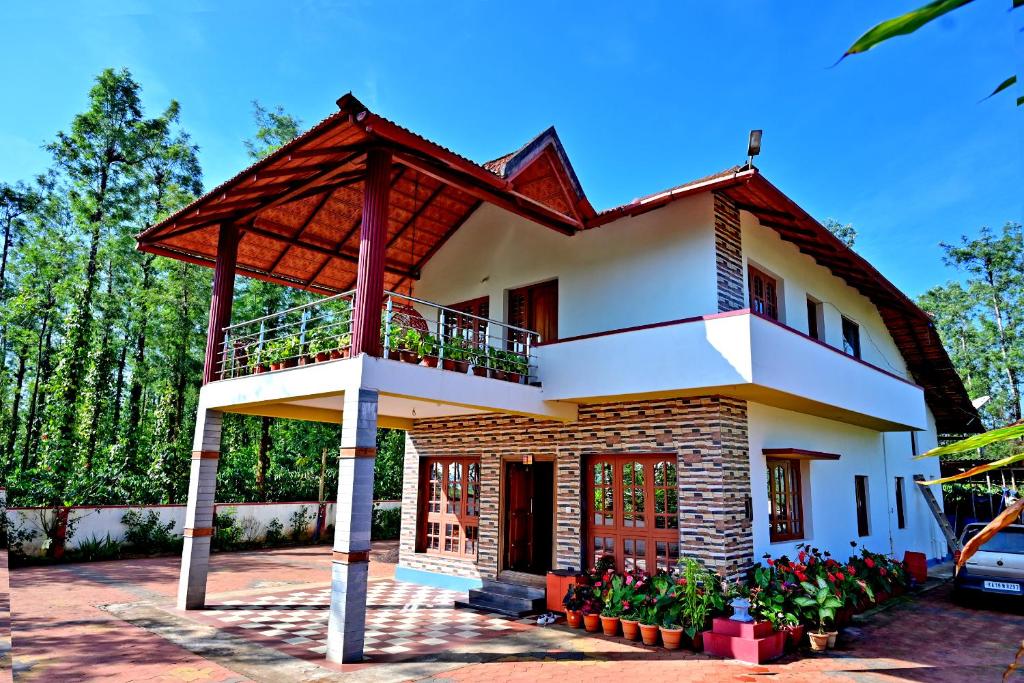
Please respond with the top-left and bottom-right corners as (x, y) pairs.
(983, 580), (1021, 593)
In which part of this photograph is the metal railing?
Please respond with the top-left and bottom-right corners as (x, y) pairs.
(215, 289), (541, 384)
(381, 291), (540, 384)
(217, 290), (356, 379)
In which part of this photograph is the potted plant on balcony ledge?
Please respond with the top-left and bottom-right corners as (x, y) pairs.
(441, 338), (470, 373)
(266, 336), (301, 371)
(418, 334), (439, 367)
(388, 327), (422, 364)
(470, 346), (490, 377)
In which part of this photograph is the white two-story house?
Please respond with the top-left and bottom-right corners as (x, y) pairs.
(137, 94), (978, 664)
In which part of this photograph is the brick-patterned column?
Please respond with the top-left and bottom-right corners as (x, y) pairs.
(555, 449), (583, 570)
(177, 409), (223, 609)
(326, 388), (378, 664)
(714, 192), (745, 312)
(676, 396), (753, 578)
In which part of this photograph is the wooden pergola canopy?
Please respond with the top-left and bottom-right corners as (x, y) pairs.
(136, 94), (589, 296)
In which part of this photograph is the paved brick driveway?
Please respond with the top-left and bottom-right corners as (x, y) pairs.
(7, 544), (1024, 682)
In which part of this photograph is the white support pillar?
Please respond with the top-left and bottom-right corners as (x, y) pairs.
(177, 408), (223, 610)
(326, 388), (378, 664)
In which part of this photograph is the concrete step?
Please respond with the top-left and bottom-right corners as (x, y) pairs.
(455, 580), (547, 617)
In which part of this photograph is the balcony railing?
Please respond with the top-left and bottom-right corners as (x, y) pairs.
(216, 290), (540, 384)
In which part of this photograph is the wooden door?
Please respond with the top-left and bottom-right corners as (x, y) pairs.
(585, 455), (680, 573)
(508, 280), (558, 343)
(505, 463), (534, 570)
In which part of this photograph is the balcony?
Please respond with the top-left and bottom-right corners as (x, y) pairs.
(201, 291), (577, 425)
(536, 310), (926, 431)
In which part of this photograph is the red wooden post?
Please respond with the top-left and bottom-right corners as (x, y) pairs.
(350, 148), (392, 357)
(202, 223), (239, 384)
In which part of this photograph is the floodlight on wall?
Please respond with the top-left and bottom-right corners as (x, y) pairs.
(747, 129), (763, 167)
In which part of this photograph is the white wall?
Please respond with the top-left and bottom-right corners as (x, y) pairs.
(740, 211), (911, 381)
(747, 402), (945, 562)
(414, 195), (718, 340)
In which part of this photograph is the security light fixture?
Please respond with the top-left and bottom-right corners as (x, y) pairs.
(747, 129), (763, 167)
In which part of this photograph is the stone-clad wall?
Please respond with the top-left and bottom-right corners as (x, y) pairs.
(714, 192), (745, 313)
(398, 396), (755, 581)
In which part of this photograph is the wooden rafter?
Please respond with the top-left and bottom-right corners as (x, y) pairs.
(243, 222), (415, 278)
(265, 189), (336, 274)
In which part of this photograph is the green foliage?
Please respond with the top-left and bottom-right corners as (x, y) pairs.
(841, 0), (975, 59)
(822, 218), (857, 248)
(70, 534), (122, 562)
(264, 517), (284, 545)
(371, 506), (401, 540)
(374, 429), (405, 500)
(121, 509), (178, 553)
(213, 509), (243, 551)
(676, 557), (725, 638)
(289, 506), (313, 542)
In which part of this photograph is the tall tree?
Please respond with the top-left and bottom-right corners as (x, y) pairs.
(823, 218), (857, 248)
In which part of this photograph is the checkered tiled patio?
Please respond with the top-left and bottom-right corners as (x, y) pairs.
(194, 579), (531, 664)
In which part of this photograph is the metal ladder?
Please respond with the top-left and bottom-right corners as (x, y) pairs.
(914, 474), (962, 553)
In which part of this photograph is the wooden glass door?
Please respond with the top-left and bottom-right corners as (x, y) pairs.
(508, 280), (558, 343)
(585, 455), (680, 573)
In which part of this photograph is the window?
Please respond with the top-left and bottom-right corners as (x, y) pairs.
(419, 457), (480, 558)
(586, 455), (679, 572)
(895, 477), (906, 529)
(445, 297), (489, 346)
(748, 266), (779, 321)
(842, 316), (861, 359)
(806, 297), (824, 341)
(910, 431), (918, 456)
(508, 280), (558, 344)
(766, 458), (804, 541)
(855, 475), (870, 536)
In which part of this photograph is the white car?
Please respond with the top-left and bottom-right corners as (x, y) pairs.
(954, 523), (1024, 600)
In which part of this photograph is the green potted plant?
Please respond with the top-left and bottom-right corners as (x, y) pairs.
(651, 574), (684, 650)
(503, 351), (529, 384)
(247, 341), (268, 374)
(487, 347), (506, 380)
(418, 333), (439, 367)
(562, 584), (587, 629)
(677, 557), (725, 651)
(441, 337), (470, 373)
(470, 346), (489, 377)
(636, 587), (662, 646)
(598, 573), (626, 636)
(618, 570), (647, 642)
(395, 328), (422, 364)
(581, 587), (603, 633)
(266, 336), (300, 371)
(793, 577), (842, 652)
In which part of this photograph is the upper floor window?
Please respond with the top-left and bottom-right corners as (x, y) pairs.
(748, 266), (779, 321)
(806, 297), (824, 341)
(842, 316), (861, 359)
(508, 280), (558, 344)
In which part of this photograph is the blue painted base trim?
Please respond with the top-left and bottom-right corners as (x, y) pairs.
(927, 553), (953, 567)
(394, 565), (483, 591)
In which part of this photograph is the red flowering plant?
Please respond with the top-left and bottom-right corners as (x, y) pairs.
(616, 569), (651, 621)
(848, 543), (906, 597)
(749, 553), (807, 630)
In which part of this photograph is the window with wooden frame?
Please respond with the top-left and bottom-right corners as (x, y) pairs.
(419, 457), (480, 559)
(855, 475), (870, 537)
(895, 476), (906, 529)
(586, 455), (679, 572)
(748, 266), (779, 321)
(766, 458), (804, 542)
(806, 297), (824, 341)
(444, 297), (489, 346)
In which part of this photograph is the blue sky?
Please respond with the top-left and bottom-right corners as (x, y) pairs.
(2, 1), (1020, 297)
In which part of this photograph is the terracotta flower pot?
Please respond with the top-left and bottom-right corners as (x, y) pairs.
(505, 371), (523, 384)
(254, 364), (268, 374)
(808, 631), (829, 653)
(583, 613), (601, 633)
(566, 610), (583, 629)
(639, 623), (660, 646)
(491, 369), (507, 381)
(600, 615), (620, 637)
(420, 356), (439, 368)
(442, 358), (469, 373)
(826, 630), (838, 648)
(399, 349), (420, 364)
(620, 618), (641, 642)
(471, 365), (488, 377)
(330, 348), (350, 360)
(690, 630), (704, 652)
(315, 352), (330, 363)
(298, 355), (314, 366)
(270, 361), (284, 371)
(659, 626), (684, 650)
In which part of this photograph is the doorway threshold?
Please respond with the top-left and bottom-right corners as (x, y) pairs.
(498, 570), (547, 588)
